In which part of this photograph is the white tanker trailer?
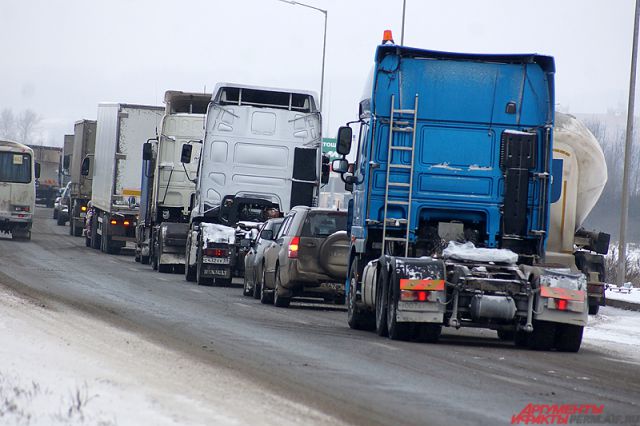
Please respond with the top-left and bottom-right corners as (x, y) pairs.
(547, 112), (609, 314)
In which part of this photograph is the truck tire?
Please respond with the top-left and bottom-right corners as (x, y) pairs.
(90, 216), (101, 250)
(347, 258), (375, 330)
(141, 254), (150, 265)
(588, 302), (600, 315)
(260, 268), (274, 304)
(375, 265), (389, 337)
(554, 324), (583, 352)
(56, 214), (65, 226)
(528, 320), (556, 351)
(72, 220), (83, 237)
(53, 209), (58, 219)
(273, 267), (291, 308)
(156, 235), (172, 273)
(386, 266), (414, 341)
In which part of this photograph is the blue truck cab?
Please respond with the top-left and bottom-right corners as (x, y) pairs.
(333, 39), (588, 351)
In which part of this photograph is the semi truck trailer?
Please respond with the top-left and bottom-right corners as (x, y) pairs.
(333, 36), (591, 352)
(69, 120), (96, 237)
(182, 83), (324, 285)
(84, 104), (163, 254)
(136, 91), (209, 272)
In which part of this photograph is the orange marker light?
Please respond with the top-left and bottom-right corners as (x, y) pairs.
(81, 206), (87, 212)
(123, 220), (130, 226)
(382, 30), (394, 44)
(110, 219), (117, 225)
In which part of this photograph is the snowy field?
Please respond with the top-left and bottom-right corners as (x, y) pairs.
(605, 286), (640, 304)
(0, 287), (342, 426)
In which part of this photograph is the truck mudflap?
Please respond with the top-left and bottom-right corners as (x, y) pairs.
(534, 269), (588, 327)
(389, 257), (447, 323)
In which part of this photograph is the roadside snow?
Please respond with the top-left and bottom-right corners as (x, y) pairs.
(605, 287), (640, 304)
(0, 287), (343, 426)
(584, 306), (640, 361)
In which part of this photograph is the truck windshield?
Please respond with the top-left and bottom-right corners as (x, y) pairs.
(0, 152), (31, 183)
(301, 212), (347, 237)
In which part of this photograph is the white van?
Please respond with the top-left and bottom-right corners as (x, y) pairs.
(0, 140), (37, 240)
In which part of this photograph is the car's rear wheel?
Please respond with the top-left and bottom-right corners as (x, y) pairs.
(260, 268), (273, 304)
(273, 267), (291, 308)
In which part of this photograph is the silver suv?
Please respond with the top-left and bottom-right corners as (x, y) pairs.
(261, 206), (349, 307)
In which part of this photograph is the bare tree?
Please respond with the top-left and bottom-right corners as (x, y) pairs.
(15, 109), (41, 145)
(0, 108), (16, 140)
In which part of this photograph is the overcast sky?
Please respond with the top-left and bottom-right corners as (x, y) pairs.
(0, 0), (635, 146)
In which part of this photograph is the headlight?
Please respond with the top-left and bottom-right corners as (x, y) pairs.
(540, 268), (586, 291)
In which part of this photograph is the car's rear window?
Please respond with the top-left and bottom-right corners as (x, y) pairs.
(301, 212), (347, 237)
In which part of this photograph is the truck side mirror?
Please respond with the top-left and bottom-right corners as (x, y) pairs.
(332, 159), (349, 174)
(321, 155), (330, 184)
(142, 142), (153, 161)
(336, 126), (352, 155)
(80, 157), (91, 176)
(34, 162), (41, 179)
(181, 144), (193, 163)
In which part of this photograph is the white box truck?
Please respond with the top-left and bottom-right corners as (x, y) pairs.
(84, 104), (163, 254)
(0, 140), (37, 240)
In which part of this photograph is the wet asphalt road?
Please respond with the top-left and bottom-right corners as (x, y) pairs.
(1, 207), (639, 426)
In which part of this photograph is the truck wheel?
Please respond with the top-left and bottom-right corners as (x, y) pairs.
(72, 220), (83, 237)
(347, 258), (374, 330)
(53, 209), (58, 219)
(260, 268), (274, 304)
(158, 263), (172, 273)
(386, 270), (414, 341)
(253, 265), (263, 299)
(56, 214), (65, 226)
(554, 324), (583, 352)
(90, 217), (101, 250)
(528, 320), (556, 351)
(375, 264), (389, 337)
(273, 268), (291, 308)
(141, 255), (150, 265)
(588, 302), (600, 315)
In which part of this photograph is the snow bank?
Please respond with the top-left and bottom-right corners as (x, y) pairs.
(584, 307), (640, 360)
(442, 241), (518, 264)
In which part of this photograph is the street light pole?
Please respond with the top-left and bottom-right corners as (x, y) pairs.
(401, 0), (407, 46)
(276, 0), (327, 112)
(618, 0), (640, 285)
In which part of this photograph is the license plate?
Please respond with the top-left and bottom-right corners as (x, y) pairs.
(204, 268), (229, 277)
(203, 257), (230, 265)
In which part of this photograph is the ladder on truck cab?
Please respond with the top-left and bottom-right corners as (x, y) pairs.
(382, 94), (419, 257)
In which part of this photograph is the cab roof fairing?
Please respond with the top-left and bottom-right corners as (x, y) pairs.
(212, 82), (319, 111)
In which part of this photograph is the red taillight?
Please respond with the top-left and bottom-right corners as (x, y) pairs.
(556, 299), (568, 311)
(400, 290), (431, 302)
(110, 219), (117, 225)
(204, 248), (226, 257)
(288, 236), (300, 258)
